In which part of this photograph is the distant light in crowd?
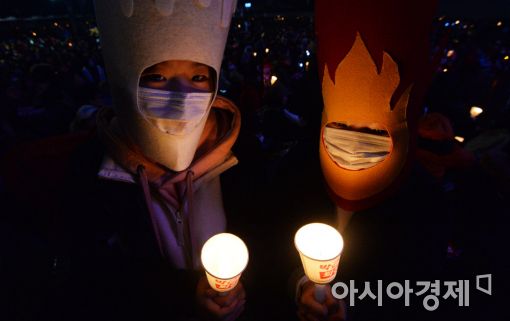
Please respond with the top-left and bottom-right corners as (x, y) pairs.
(306, 50), (310, 56)
(455, 20), (460, 25)
(29, 39), (34, 45)
(237, 24), (241, 29)
(253, 52), (257, 57)
(470, 106), (483, 119)
(463, 24), (468, 29)
(299, 62), (304, 68)
(454, 136), (465, 143)
(31, 32), (37, 37)
(443, 68), (448, 73)
(305, 61), (310, 67)
(447, 50), (455, 58)
(67, 42), (73, 48)
(219, 89), (227, 94)
(444, 22), (450, 27)
(265, 48), (269, 54)
(504, 55), (509, 61)
(497, 21), (503, 27)
(244, 2), (252, 9)
(270, 75), (278, 86)
(438, 16), (445, 21)
(53, 22), (58, 27)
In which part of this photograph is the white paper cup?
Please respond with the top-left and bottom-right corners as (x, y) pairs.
(295, 223), (343, 284)
(205, 271), (242, 293)
(201, 233), (249, 293)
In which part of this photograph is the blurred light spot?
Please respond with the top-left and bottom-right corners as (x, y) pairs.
(455, 20), (460, 25)
(270, 75), (278, 85)
(447, 50), (455, 58)
(443, 68), (448, 73)
(244, 2), (252, 9)
(497, 21), (503, 27)
(253, 52), (257, 57)
(454, 136), (465, 143)
(470, 106), (483, 119)
(265, 48), (269, 54)
(306, 50), (310, 56)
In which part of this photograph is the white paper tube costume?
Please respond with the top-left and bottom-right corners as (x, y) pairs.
(94, 0), (237, 171)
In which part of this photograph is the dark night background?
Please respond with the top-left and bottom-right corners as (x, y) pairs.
(1, 1), (509, 321)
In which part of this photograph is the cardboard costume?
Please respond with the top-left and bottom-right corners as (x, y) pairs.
(94, 0), (237, 171)
(315, 0), (438, 210)
(94, 0), (240, 268)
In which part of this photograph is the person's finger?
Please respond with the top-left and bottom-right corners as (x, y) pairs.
(217, 297), (240, 316)
(324, 289), (339, 315)
(214, 282), (246, 307)
(327, 299), (347, 321)
(304, 312), (321, 321)
(203, 297), (223, 319)
(297, 310), (314, 321)
(205, 288), (217, 298)
(224, 301), (245, 321)
(300, 284), (328, 317)
(213, 291), (238, 307)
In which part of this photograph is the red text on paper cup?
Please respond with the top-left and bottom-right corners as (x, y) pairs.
(319, 263), (338, 279)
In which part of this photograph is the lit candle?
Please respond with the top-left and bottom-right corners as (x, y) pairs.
(295, 223), (344, 303)
(201, 233), (249, 295)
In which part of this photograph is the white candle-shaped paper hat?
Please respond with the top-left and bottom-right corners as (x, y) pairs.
(201, 233), (249, 293)
(295, 223), (344, 284)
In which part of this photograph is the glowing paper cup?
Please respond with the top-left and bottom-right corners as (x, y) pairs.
(295, 223), (344, 302)
(201, 233), (249, 293)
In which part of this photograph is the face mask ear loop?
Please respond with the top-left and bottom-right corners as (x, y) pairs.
(137, 164), (165, 258)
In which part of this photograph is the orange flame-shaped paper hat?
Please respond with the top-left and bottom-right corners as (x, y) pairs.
(316, 0), (438, 210)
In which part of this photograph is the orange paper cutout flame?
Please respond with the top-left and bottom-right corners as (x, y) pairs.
(320, 33), (412, 201)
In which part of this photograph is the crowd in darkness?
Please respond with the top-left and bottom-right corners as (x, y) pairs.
(0, 8), (509, 321)
(0, 12), (509, 189)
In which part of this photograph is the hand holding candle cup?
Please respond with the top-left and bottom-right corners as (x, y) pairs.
(295, 223), (344, 303)
(201, 233), (249, 295)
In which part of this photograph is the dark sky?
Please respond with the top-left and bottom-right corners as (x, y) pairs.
(0, 0), (509, 19)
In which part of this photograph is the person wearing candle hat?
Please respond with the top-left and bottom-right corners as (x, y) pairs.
(1, 1), (244, 320)
(295, 0), (439, 320)
(92, 0), (245, 319)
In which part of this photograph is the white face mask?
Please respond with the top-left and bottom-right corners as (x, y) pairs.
(138, 86), (213, 135)
(323, 126), (392, 171)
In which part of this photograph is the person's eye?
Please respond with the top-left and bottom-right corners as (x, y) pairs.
(140, 74), (166, 82)
(192, 74), (209, 82)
